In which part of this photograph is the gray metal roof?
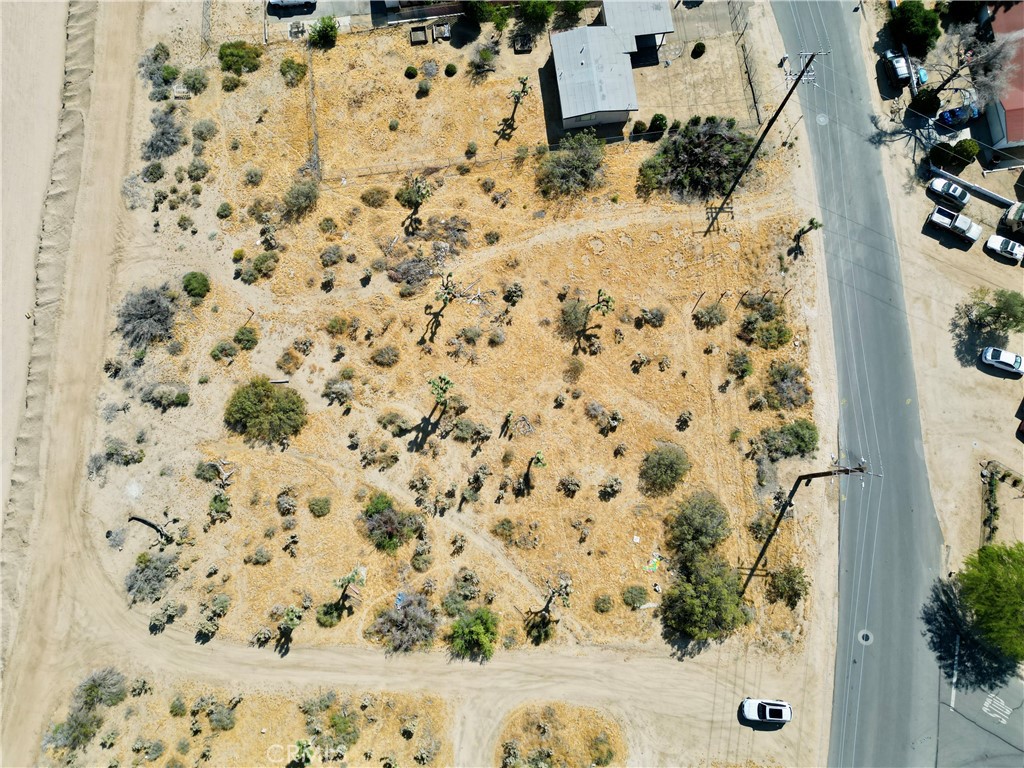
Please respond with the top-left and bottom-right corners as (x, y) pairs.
(551, 26), (638, 118)
(601, 0), (674, 53)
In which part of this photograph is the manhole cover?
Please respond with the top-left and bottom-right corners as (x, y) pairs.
(858, 629), (874, 645)
(816, 113), (829, 126)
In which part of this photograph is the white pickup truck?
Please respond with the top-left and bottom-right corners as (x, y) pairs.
(928, 205), (982, 243)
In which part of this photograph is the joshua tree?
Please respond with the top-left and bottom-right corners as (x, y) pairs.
(332, 567), (366, 607)
(428, 375), (454, 407)
(524, 574), (572, 644)
(523, 451), (546, 494)
(507, 76), (532, 126)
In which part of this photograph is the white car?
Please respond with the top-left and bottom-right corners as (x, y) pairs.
(981, 347), (1023, 375)
(740, 698), (793, 724)
(928, 179), (970, 209)
(985, 235), (1024, 265)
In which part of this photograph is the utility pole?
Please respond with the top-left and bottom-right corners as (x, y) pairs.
(704, 53), (816, 236)
(740, 456), (880, 595)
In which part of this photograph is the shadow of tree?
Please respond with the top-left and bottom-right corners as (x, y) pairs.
(920, 578), (1016, 691)
(949, 302), (1008, 367)
(660, 621), (711, 660)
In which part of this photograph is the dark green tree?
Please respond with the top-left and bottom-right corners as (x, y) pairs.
(224, 376), (307, 444)
(666, 491), (730, 566)
(660, 554), (747, 641)
(449, 607), (500, 660)
(959, 543), (1024, 661)
(889, 1), (941, 57)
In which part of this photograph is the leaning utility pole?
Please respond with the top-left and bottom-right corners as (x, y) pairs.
(705, 53), (816, 236)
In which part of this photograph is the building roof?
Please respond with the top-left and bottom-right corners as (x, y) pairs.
(989, 2), (1024, 142)
(551, 26), (638, 118)
(601, 0), (674, 53)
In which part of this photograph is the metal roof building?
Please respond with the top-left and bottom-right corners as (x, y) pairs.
(599, 0), (675, 53)
(551, 26), (639, 128)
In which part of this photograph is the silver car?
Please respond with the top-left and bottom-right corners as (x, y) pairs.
(740, 698), (793, 723)
(928, 179), (970, 209)
(985, 235), (1024, 265)
(981, 347), (1023, 375)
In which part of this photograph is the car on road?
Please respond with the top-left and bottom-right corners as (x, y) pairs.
(740, 698), (793, 724)
(928, 179), (970, 209)
(882, 49), (912, 87)
(981, 347), (1023, 375)
(984, 235), (1024, 265)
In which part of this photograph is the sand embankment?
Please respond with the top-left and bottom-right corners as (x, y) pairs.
(1, 2), (68, 509)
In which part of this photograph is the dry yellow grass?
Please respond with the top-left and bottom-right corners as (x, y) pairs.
(494, 702), (627, 768)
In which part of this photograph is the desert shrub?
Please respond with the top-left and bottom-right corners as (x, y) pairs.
(117, 287), (176, 347)
(224, 376), (307, 444)
(325, 315), (348, 336)
(250, 544), (274, 564)
(417, 79), (431, 97)
(360, 186), (389, 208)
(276, 348), (303, 374)
(177, 214), (194, 231)
(766, 360), (811, 409)
(637, 119), (754, 200)
(210, 340), (237, 361)
(371, 345), (400, 367)
(559, 299), (593, 339)
(182, 68), (208, 94)
(74, 668), (128, 711)
(691, 41), (706, 58)
(640, 307), (666, 327)
(370, 592), (438, 652)
(169, 696), (186, 717)
(593, 594), (613, 613)
(481, 177), (496, 193)
(446, 62), (457, 76)
(767, 564), (809, 609)
(44, 706), (103, 752)
(138, 42), (170, 86)
(666, 491), (730, 566)
(759, 418), (819, 460)
(308, 14), (337, 48)
(660, 553), (746, 640)
(141, 108), (185, 161)
(222, 74), (242, 91)
(320, 245), (343, 267)
(216, 202), (233, 219)
(279, 56), (308, 87)
(622, 585), (650, 610)
(244, 166), (263, 186)
(104, 436), (144, 466)
(187, 158), (209, 182)
(449, 607), (499, 660)
(194, 461), (220, 482)
(726, 350), (753, 379)
(142, 162), (165, 182)
(251, 250), (279, 278)
(638, 444), (690, 496)
(362, 493), (419, 553)
(536, 129), (605, 197)
(405, 65), (418, 79)
(378, 411), (412, 436)
(218, 41), (262, 75)
(125, 552), (178, 604)
(488, 328), (506, 346)
(395, 174), (432, 209)
(556, 475), (581, 498)
(322, 377), (353, 406)
(182, 271), (210, 298)
(649, 113), (669, 133)
(632, 120), (648, 136)
(753, 319), (793, 349)
(953, 138), (980, 164)
(692, 302), (727, 329)
(141, 382), (190, 410)
(598, 476), (622, 501)
(283, 179), (319, 219)
(308, 497), (331, 518)
(192, 119), (218, 141)
(208, 704), (236, 732)
(484, 230), (501, 245)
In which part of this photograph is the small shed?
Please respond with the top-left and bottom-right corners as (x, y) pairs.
(550, 26), (638, 130)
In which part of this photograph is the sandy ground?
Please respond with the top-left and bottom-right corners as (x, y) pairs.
(857, 7), (1024, 569)
(2, 3), (841, 767)
(0, 1), (68, 512)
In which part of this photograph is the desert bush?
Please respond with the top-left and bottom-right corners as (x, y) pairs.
(141, 382), (190, 411)
(138, 42), (171, 86)
(177, 214), (194, 231)
(766, 360), (811, 409)
(125, 552), (178, 604)
(638, 444), (690, 496)
(320, 245), (343, 267)
(141, 108), (185, 161)
(556, 475), (581, 497)
(395, 175), (432, 209)
(726, 350), (753, 379)
(182, 68), (208, 94)
(593, 594), (613, 613)
(117, 287), (176, 347)
(142, 162), (165, 182)
(666, 491), (730, 567)
(753, 319), (793, 349)
(622, 585), (650, 609)
(445, 62), (457, 76)
(244, 166), (263, 186)
(360, 186), (389, 208)
(216, 202), (233, 219)
(675, 410), (693, 433)
(308, 14), (337, 48)
(660, 553), (746, 640)
(417, 79), (431, 97)
(767, 564), (809, 609)
(307, 497), (331, 518)
(405, 65), (419, 79)
(44, 706), (103, 752)
(370, 592), (438, 652)
(637, 118), (753, 200)
(536, 129), (605, 197)
(270, 57), (306, 92)
(208, 492), (231, 523)
(640, 307), (666, 327)
(362, 493), (419, 553)
(210, 340), (238, 361)
(649, 113), (669, 133)
(598, 476), (622, 501)
(240, 250), (279, 284)
(192, 119), (217, 141)
(448, 607), (499, 660)
(322, 377), (353, 407)
(371, 345), (400, 367)
(74, 668), (128, 711)
(759, 418), (819, 460)
(283, 179), (319, 219)
(276, 348), (303, 374)
(692, 301), (727, 329)
(222, 74), (242, 91)
(186, 158), (209, 182)
(953, 138), (980, 164)
(378, 411), (412, 436)
(182, 271), (210, 298)
(488, 328), (506, 346)
(691, 41), (706, 58)
(208, 704), (236, 732)
(481, 177), (496, 193)
(169, 696), (186, 717)
(218, 41), (261, 75)
(194, 461), (219, 482)
(224, 376), (307, 444)
(484, 230), (501, 245)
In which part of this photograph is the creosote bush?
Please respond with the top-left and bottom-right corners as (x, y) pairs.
(593, 594), (613, 613)
(192, 119), (218, 141)
(182, 68), (208, 94)
(218, 40), (262, 75)
(283, 179), (319, 219)
(638, 444), (690, 496)
(692, 301), (727, 330)
(667, 491), (730, 565)
(536, 129), (605, 198)
(117, 287), (176, 347)
(759, 418), (818, 460)
(360, 186), (389, 208)
(224, 376), (308, 444)
(280, 57), (308, 87)
(308, 497), (331, 518)
(622, 585), (650, 609)
(362, 492), (419, 553)
(371, 345), (400, 367)
(449, 607), (499, 660)
(182, 271), (210, 298)
(767, 564), (809, 609)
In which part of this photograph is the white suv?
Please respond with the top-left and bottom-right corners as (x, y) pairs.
(740, 698), (793, 724)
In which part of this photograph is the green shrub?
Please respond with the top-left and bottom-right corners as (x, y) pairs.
(169, 695), (186, 717)
(44, 706), (103, 752)
(244, 166), (263, 186)
(371, 345), (400, 367)
(216, 202), (233, 219)
(224, 376), (308, 444)
(449, 607), (499, 660)
(637, 118), (753, 200)
(210, 340), (238, 361)
(389, 119), (399, 131)
(405, 65), (419, 79)
(445, 62), (457, 77)
(622, 585), (650, 609)
(594, 594), (613, 613)
(693, 301), (727, 329)
(767, 564), (809, 609)
(889, 0), (941, 57)
(362, 493), (418, 553)
(417, 79), (431, 97)
(361, 186), (389, 208)
(142, 162), (165, 183)
(691, 41), (706, 58)
(536, 129), (605, 198)
(638, 444), (690, 496)
(660, 553), (746, 641)
(308, 496), (331, 518)
(519, 0), (555, 27)
(283, 179), (319, 219)
(666, 491), (730, 566)
(632, 120), (648, 136)
(759, 418), (819, 460)
(182, 68), (208, 94)
(326, 315), (348, 336)
(218, 41), (262, 75)
(727, 350), (753, 379)
(280, 56), (308, 87)
(649, 113), (668, 133)
(309, 15), (338, 48)
(161, 64), (180, 84)
(753, 319), (792, 349)
(222, 74), (242, 91)
(953, 138), (980, 164)
(192, 119), (218, 141)
(187, 158), (209, 182)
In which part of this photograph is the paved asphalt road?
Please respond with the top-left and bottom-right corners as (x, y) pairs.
(771, 3), (1023, 766)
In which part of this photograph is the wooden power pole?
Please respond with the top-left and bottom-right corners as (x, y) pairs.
(705, 53), (816, 236)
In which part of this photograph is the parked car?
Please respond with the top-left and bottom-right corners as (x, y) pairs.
(740, 698), (793, 724)
(928, 179), (970, 209)
(985, 235), (1024, 265)
(937, 104), (980, 128)
(928, 205), (982, 243)
(981, 347), (1023, 375)
(883, 49), (911, 87)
